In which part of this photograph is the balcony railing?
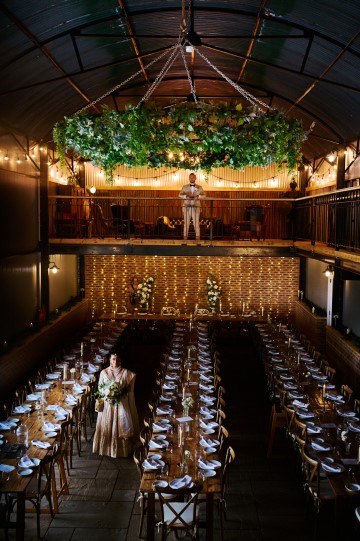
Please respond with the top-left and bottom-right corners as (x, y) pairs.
(48, 187), (360, 252)
(294, 187), (360, 253)
(48, 195), (286, 241)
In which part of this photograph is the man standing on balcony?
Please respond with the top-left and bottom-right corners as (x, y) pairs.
(179, 173), (205, 241)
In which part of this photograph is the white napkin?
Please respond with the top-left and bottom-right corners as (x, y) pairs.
(43, 421), (61, 431)
(198, 458), (215, 470)
(46, 373), (61, 380)
(297, 411), (315, 419)
(65, 394), (78, 405)
(307, 426), (322, 434)
(35, 383), (51, 390)
(26, 393), (42, 401)
(163, 383), (176, 390)
(199, 374), (212, 383)
(18, 456), (36, 468)
(156, 406), (171, 415)
(326, 393), (344, 403)
(200, 395), (216, 405)
(153, 423), (167, 432)
(0, 420), (16, 430)
(143, 458), (163, 470)
(149, 439), (166, 449)
(95, 354), (103, 362)
(55, 406), (69, 416)
(87, 363), (98, 373)
(99, 348), (109, 355)
(312, 374), (328, 381)
(322, 462), (343, 473)
(199, 383), (214, 392)
(349, 423), (360, 433)
(0, 464), (15, 473)
(46, 405), (58, 411)
(31, 440), (51, 449)
(73, 383), (86, 394)
(160, 395), (172, 402)
(81, 373), (92, 382)
(293, 400), (309, 409)
(311, 441), (331, 451)
(13, 405), (32, 414)
(199, 437), (219, 447)
(171, 475), (192, 488)
(336, 409), (356, 417)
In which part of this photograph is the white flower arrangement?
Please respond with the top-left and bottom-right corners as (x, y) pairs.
(95, 380), (129, 406)
(136, 276), (155, 307)
(206, 277), (221, 310)
(182, 396), (195, 409)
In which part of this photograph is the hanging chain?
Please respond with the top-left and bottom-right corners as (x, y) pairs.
(139, 44), (182, 106)
(191, 42), (273, 111)
(75, 45), (180, 115)
(180, 45), (197, 102)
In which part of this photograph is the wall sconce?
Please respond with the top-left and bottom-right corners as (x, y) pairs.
(87, 185), (97, 194)
(323, 265), (334, 277)
(49, 262), (60, 274)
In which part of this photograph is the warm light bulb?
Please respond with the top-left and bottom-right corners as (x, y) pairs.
(327, 152), (336, 163)
(4, 152), (9, 161)
(89, 185), (97, 194)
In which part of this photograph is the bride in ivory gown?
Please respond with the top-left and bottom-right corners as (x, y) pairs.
(93, 351), (139, 458)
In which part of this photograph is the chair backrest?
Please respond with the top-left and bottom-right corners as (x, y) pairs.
(324, 365), (336, 382)
(221, 445), (235, 498)
(340, 384), (353, 403)
(155, 483), (203, 530)
(354, 398), (360, 414)
(133, 444), (147, 478)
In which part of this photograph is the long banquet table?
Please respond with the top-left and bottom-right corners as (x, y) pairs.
(255, 322), (360, 537)
(0, 320), (126, 540)
(139, 320), (222, 541)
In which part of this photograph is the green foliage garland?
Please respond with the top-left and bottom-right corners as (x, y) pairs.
(53, 102), (306, 183)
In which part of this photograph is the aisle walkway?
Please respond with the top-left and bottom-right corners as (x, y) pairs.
(3, 324), (328, 541)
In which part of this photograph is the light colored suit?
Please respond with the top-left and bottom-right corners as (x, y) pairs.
(179, 183), (205, 240)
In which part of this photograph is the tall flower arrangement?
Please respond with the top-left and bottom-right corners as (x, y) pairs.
(206, 277), (221, 311)
(136, 276), (155, 308)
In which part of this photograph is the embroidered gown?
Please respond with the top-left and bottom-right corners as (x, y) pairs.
(92, 367), (139, 458)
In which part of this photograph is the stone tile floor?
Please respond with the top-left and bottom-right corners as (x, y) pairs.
(2, 326), (357, 540)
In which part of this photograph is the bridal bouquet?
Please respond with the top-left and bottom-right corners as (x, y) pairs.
(96, 380), (129, 406)
(206, 277), (221, 310)
(137, 276), (155, 308)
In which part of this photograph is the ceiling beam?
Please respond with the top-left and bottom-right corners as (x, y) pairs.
(116, 0), (150, 85)
(236, 0), (268, 83)
(0, 3), (101, 114)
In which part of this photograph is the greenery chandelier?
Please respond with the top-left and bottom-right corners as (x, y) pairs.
(53, 12), (306, 184)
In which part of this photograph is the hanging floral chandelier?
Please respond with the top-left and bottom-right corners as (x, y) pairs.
(53, 6), (306, 183)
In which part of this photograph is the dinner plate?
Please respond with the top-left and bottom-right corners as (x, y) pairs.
(345, 483), (360, 493)
(18, 468), (33, 476)
(203, 470), (216, 478)
(18, 457), (40, 468)
(321, 462), (345, 474)
(44, 431), (57, 438)
(153, 480), (168, 488)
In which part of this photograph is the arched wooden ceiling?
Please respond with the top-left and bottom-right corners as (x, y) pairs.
(0, 0), (360, 159)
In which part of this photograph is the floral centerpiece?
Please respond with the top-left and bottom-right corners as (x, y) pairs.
(136, 276), (155, 309)
(206, 277), (221, 312)
(95, 380), (129, 406)
(182, 396), (194, 416)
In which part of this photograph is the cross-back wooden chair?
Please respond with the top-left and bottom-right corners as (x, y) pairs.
(154, 483), (203, 541)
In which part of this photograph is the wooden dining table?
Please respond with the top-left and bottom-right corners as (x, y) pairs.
(0, 320), (122, 540)
(139, 324), (222, 541)
(256, 322), (360, 537)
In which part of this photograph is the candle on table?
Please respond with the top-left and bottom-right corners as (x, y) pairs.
(115, 303), (117, 313)
(187, 368), (190, 381)
(219, 301), (222, 313)
(182, 386), (185, 400)
(358, 444), (360, 464)
(188, 347), (191, 359)
(261, 306), (264, 317)
(297, 289), (300, 299)
(242, 302), (245, 314)
(297, 353), (300, 365)
(80, 342), (84, 356)
(70, 368), (76, 380)
(179, 426), (183, 447)
(63, 365), (67, 380)
(322, 384), (326, 399)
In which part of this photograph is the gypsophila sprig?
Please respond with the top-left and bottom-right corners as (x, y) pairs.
(182, 396), (195, 409)
(95, 380), (129, 406)
(206, 277), (221, 310)
(136, 276), (155, 308)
